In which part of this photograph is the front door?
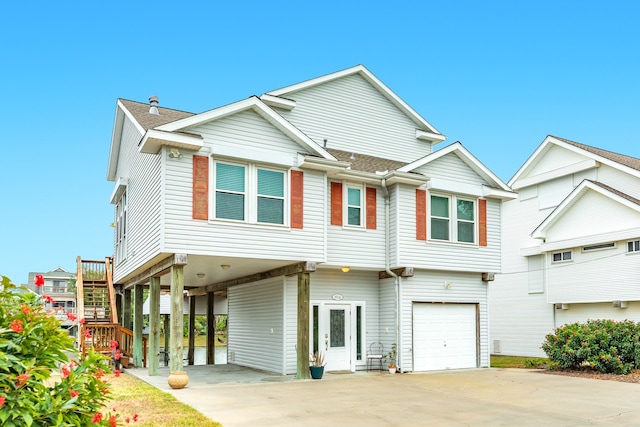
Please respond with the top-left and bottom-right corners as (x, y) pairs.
(321, 304), (351, 372)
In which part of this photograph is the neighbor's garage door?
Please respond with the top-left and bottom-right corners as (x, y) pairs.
(413, 303), (477, 371)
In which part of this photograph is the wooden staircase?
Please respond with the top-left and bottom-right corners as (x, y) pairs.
(76, 256), (146, 368)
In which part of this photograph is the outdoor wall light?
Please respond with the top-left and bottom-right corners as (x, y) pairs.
(220, 264), (231, 270)
(341, 266), (350, 273)
(196, 273), (205, 279)
(168, 148), (182, 159)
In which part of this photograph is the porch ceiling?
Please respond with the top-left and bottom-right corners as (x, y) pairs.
(158, 255), (302, 289)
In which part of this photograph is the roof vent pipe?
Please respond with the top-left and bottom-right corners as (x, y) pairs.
(149, 96), (159, 115)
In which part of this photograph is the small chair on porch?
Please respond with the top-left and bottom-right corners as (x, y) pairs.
(366, 342), (384, 371)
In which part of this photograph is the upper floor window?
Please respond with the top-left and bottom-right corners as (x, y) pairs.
(214, 161), (286, 225)
(628, 240), (640, 253)
(552, 250), (572, 262)
(430, 195), (476, 243)
(346, 185), (363, 226)
(115, 191), (127, 264)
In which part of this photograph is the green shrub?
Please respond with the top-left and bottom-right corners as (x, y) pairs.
(541, 319), (640, 374)
(0, 275), (129, 426)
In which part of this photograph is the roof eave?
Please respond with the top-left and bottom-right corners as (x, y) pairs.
(139, 129), (204, 154)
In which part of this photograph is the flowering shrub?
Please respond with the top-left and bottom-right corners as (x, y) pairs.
(542, 319), (640, 374)
(0, 275), (136, 426)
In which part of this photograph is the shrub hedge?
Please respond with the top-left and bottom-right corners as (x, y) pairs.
(542, 319), (640, 374)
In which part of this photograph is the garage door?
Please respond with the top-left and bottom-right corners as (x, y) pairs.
(413, 303), (477, 371)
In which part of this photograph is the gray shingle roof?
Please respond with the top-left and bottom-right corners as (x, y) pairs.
(553, 135), (640, 172)
(588, 180), (640, 206)
(119, 99), (194, 131)
(326, 148), (408, 173)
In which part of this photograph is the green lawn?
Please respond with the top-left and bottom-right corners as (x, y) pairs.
(490, 355), (549, 369)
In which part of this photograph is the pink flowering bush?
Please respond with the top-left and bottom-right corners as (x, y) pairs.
(0, 275), (133, 426)
(542, 319), (640, 374)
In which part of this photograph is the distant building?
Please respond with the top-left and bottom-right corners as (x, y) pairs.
(28, 267), (77, 334)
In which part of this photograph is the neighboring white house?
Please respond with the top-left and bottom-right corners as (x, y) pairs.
(107, 65), (514, 375)
(490, 135), (640, 357)
(27, 267), (77, 333)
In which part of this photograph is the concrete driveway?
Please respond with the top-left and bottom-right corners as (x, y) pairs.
(127, 366), (640, 426)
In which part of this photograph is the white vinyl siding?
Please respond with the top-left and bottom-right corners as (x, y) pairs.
(112, 118), (163, 283)
(283, 269), (381, 374)
(527, 255), (544, 294)
(276, 74), (433, 163)
(400, 270), (489, 372)
(228, 278), (285, 374)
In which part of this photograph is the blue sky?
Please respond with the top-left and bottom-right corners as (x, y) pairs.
(1, 1), (638, 283)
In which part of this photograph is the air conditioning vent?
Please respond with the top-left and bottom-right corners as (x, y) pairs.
(613, 300), (628, 309)
(482, 272), (495, 282)
(554, 303), (569, 310)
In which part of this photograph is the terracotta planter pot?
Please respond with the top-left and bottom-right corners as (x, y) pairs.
(168, 370), (189, 389)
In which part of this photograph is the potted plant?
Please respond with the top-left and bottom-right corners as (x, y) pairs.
(387, 344), (397, 374)
(309, 351), (326, 379)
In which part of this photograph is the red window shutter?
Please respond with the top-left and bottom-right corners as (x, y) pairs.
(290, 170), (304, 229)
(366, 187), (377, 229)
(192, 155), (209, 220)
(478, 198), (487, 246)
(416, 189), (427, 240)
(330, 182), (343, 226)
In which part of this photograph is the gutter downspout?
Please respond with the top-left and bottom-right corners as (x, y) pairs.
(381, 178), (400, 372)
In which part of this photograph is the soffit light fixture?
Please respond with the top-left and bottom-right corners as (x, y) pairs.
(341, 266), (350, 273)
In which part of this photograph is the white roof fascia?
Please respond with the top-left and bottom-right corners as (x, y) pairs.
(415, 129), (447, 143)
(110, 177), (128, 204)
(382, 171), (430, 186)
(334, 170), (387, 185)
(108, 101), (146, 181)
(156, 97), (335, 161)
(482, 185), (519, 200)
(512, 159), (599, 190)
(297, 154), (351, 171)
(510, 135), (640, 187)
(139, 129), (204, 154)
(400, 141), (513, 193)
(540, 227), (640, 253)
(259, 94), (296, 110)
(266, 64), (444, 138)
(531, 181), (640, 239)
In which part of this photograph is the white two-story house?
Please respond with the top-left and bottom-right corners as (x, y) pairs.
(107, 65), (514, 377)
(490, 135), (640, 357)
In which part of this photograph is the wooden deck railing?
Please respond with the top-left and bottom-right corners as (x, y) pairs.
(81, 323), (147, 368)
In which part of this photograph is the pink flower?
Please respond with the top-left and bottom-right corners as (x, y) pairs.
(21, 304), (30, 315)
(0, 396), (5, 407)
(110, 340), (119, 350)
(66, 312), (77, 321)
(17, 373), (29, 387)
(94, 368), (104, 378)
(43, 295), (57, 304)
(70, 390), (79, 398)
(115, 349), (122, 361)
(91, 412), (103, 423)
(35, 274), (44, 286)
(85, 329), (91, 339)
(109, 415), (117, 427)
(133, 413), (139, 422)
(61, 365), (71, 378)
(114, 369), (121, 377)
(10, 319), (23, 333)
(79, 318), (86, 324)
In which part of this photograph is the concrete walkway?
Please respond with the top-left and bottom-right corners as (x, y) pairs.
(127, 366), (640, 426)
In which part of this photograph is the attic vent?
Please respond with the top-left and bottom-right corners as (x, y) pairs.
(149, 96), (159, 115)
(613, 300), (628, 309)
(554, 303), (569, 310)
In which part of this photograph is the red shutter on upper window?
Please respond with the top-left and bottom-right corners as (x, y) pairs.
(192, 155), (209, 220)
(416, 189), (427, 240)
(366, 187), (377, 229)
(331, 182), (343, 226)
(290, 170), (304, 229)
(478, 198), (487, 246)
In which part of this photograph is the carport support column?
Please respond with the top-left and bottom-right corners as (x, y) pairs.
(206, 292), (215, 365)
(168, 254), (189, 388)
(122, 289), (132, 330)
(187, 296), (196, 365)
(296, 271), (311, 379)
(148, 276), (160, 376)
(133, 284), (144, 367)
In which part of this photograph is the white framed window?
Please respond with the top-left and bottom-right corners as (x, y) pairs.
(213, 160), (286, 225)
(552, 250), (572, 262)
(346, 184), (363, 227)
(429, 194), (476, 243)
(115, 191), (127, 264)
(628, 240), (640, 253)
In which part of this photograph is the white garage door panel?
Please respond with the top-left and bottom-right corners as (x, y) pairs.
(413, 303), (477, 371)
